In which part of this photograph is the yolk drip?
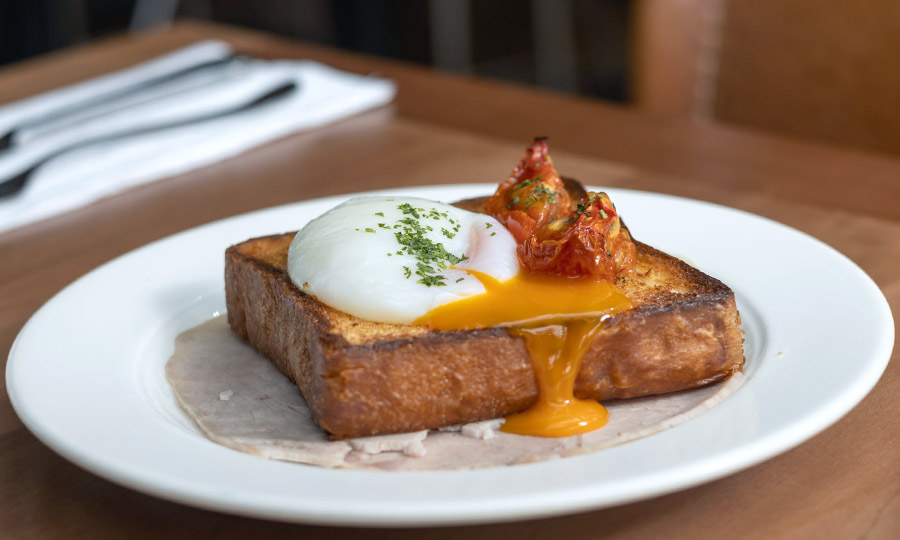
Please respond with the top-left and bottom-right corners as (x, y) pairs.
(414, 271), (633, 438)
(501, 318), (610, 437)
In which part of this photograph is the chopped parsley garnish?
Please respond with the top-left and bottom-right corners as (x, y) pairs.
(397, 203), (418, 218)
(533, 184), (558, 202)
(364, 228), (376, 233)
(375, 212), (384, 217)
(485, 222), (493, 229)
(566, 193), (605, 223)
(514, 179), (537, 191)
(392, 203), (468, 287)
(418, 274), (446, 287)
(510, 177), (558, 208)
(456, 277), (465, 283)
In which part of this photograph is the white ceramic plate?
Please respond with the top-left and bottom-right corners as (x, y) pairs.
(6, 185), (894, 526)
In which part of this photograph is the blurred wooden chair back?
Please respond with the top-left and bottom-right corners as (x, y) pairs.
(633, 0), (900, 156)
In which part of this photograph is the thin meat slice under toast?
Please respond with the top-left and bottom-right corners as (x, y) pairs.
(225, 189), (744, 440)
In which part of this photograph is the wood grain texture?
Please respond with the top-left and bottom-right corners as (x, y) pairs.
(1, 20), (898, 540)
(634, 0), (900, 157)
(715, 0), (900, 157)
(631, 0), (725, 119)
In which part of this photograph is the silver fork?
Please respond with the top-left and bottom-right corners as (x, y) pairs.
(0, 81), (297, 199)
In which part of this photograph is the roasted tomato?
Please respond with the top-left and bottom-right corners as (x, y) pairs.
(521, 192), (636, 280)
(489, 139), (636, 280)
(485, 138), (572, 243)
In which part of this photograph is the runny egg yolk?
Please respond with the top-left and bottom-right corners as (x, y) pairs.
(413, 271), (633, 437)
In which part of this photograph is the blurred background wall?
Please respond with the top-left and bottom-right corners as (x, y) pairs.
(5, 0), (900, 158)
(0, 0), (632, 102)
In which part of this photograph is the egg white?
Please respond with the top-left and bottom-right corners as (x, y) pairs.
(287, 196), (519, 324)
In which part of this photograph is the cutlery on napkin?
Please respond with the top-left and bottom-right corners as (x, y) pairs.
(0, 80), (300, 198)
(0, 40), (397, 235)
(0, 52), (249, 151)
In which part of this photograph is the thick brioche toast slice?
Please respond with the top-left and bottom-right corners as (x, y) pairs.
(225, 188), (744, 440)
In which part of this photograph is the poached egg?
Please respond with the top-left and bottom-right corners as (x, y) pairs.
(288, 196), (519, 324)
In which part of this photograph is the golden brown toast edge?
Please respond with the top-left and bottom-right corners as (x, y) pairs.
(226, 234), (538, 440)
(225, 193), (744, 439)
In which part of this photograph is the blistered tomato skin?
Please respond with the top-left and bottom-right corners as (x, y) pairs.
(487, 139), (636, 281)
(484, 138), (573, 243)
(521, 192), (636, 280)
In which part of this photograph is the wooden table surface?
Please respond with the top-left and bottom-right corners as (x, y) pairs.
(1, 21), (897, 539)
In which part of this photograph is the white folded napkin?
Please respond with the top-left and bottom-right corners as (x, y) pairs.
(0, 40), (396, 234)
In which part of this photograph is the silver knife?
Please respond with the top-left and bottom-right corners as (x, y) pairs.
(0, 54), (249, 152)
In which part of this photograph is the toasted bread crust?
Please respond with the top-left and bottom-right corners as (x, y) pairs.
(226, 189), (744, 439)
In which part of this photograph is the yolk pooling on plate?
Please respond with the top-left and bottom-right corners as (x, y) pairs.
(414, 270), (633, 437)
